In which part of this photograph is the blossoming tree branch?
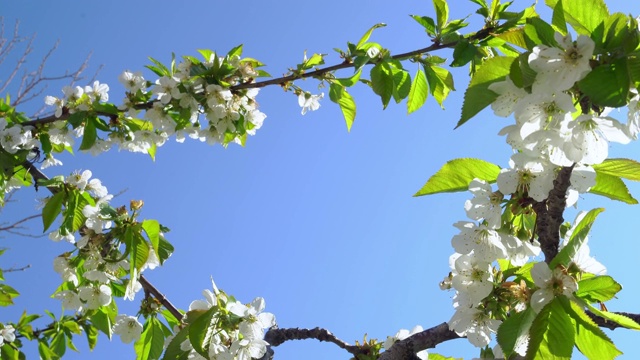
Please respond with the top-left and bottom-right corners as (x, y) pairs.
(1, 0), (640, 359)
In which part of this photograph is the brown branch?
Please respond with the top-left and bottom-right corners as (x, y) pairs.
(264, 326), (366, 358)
(532, 165), (575, 263)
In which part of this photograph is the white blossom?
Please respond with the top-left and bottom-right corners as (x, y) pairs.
(298, 92), (324, 115)
(451, 222), (508, 262)
(112, 315), (143, 344)
(530, 262), (577, 313)
(54, 290), (83, 311)
(78, 284), (112, 309)
(529, 32), (595, 92)
(0, 325), (15, 346)
(464, 179), (502, 229)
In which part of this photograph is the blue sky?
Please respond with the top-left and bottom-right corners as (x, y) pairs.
(2, 0), (640, 359)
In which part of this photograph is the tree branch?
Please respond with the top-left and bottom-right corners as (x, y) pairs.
(532, 165), (575, 263)
(20, 27), (494, 128)
(264, 326), (367, 358)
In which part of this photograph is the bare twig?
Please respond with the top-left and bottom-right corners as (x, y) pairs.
(0, 17), (96, 114)
(0, 214), (42, 238)
(2, 264), (30, 273)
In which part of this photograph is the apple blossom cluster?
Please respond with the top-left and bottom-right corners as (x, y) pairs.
(47, 170), (162, 318)
(0, 50), (271, 193)
(443, 32), (638, 352)
(171, 281), (276, 360)
(0, 325), (15, 347)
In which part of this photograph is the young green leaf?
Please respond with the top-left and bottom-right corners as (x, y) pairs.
(550, 208), (605, 269)
(42, 191), (65, 232)
(576, 276), (622, 303)
(414, 158), (501, 196)
(424, 64), (454, 108)
(410, 15), (436, 36)
(593, 158), (640, 181)
(545, 0), (609, 35)
(329, 83), (357, 132)
(79, 117), (98, 151)
(357, 23), (387, 49)
(450, 40), (477, 67)
(142, 219), (161, 255)
(578, 57), (630, 108)
(433, 0), (449, 31)
(551, 0), (568, 35)
(407, 68), (429, 114)
(392, 68), (411, 103)
(370, 62), (394, 109)
(134, 317), (166, 360)
(561, 298), (622, 359)
(458, 56), (515, 127)
(527, 297), (574, 360)
(188, 307), (218, 358)
(497, 307), (535, 359)
(588, 171), (637, 204)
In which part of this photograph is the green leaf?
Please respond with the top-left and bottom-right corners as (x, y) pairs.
(188, 307), (218, 358)
(392, 68), (411, 103)
(423, 64), (454, 108)
(334, 69), (362, 87)
(550, 208), (605, 269)
(357, 23), (386, 49)
(561, 298), (622, 359)
(498, 307), (536, 358)
(588, 171), (637, 204)
(38, 340), (58, 360)
(79, 116), (97, 151)
(61, 191), (90, 233)
(161, 325), (190, 360)
(414, 158), (501, 196)
(450, 40), (477, 67)
(370, 62), (394, 109)
(601, 13), (633, 52)
(527, 297), (574, 360)
(525, 17), (560, 48)
(411, 15), (437, 36)
(129, 227), (150, 273)
(586, 303), (640, 330)
(545, 0), (609, 35)
(135, 317), (165, 360)
(576, 276), (622, 303)
(81, 323), (98, 350)
(579, 58), (629, 108)
(226, 44), (243, 59)
(90, 309), (113, 340)
(157, 234), (175, 265)
(593, 158), (640, 181)
(407, 69), (429, 114)
(50, 332), (66, 358)
(142, 219), (161, 256)
(42, 191), (65, 232)
(0, 283), (20, 306)
(495, 28), (528, 50)
(551, 0), (567, 35)
(458, 56), (515, 127)
(428, 353), (462, 360)
(433, 0), (449, 31)
(2, 344), (24, 360)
